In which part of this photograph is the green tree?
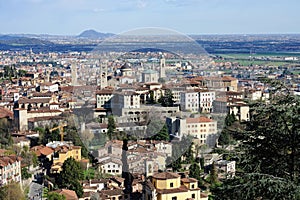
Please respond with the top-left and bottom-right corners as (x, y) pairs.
(48, 192), (66, 200)
(58, 157), (84, 197)
(107, 115), (116, 140)
(158, 89), (175, 107)
(189, 162), (202, 186)
(212, 93), (300, 199)
(151, 124), (170, 141)
(209, 162), (219, 185)
(147, 90), (156, 104)
(21, 167), (31, 179)
(182, 143), (194, 164)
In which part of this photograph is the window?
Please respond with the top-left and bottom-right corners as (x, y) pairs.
(192, 194), (195, 198)
(170, 182), (174, 188)
(172, 197), (177, 200)
(192, 184), (195, 189)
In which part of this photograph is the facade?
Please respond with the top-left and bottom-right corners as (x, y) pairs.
(0, 156), (22, 186)
(96, 89), (114, 109)
(99, 159), (122, 175)
(180, 90), (215, 113)
(166, 116), (218, 147)
(142, 69), (159, 83)
(198, 90), (215, 113)
(180, 91), (199, 113)
(46, 141), (82, 173)
(215, 160), (236, 178)
(228, 103), (250, 121)
(186, 117), (218, 147)
(144, 172), (204, 200)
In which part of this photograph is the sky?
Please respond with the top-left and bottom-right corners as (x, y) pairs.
(0, 0), (300, 35)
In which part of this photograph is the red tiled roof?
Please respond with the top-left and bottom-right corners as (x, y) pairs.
(186, 116), (213, 123)
(152, 172), (180, 180)
(0, 107), (13, 119)
(53, 189), (78, 200)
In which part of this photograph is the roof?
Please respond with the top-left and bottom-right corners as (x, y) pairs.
(152, 172), (180, 180)
(120, 63), (131, 70)
(39, 146), (54, 156)
(0, 156), (22, 168)
(100, 188), (124, 196)
(186, 116), (214, 123)
(156, 185), (190, 194)
(0, 107), (13, 119)
(53, 189), (78, 200)
(181, 177), (198, 183)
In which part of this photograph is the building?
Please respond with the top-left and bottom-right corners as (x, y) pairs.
(96, 89), (114, 109)
(180, 90), (215, 113)
(198, 90), (215, 113)
(99, 158), (122, 175)
(0, 156), (22, 186)
(142, 69), (159, 83)
(46, 141), (82, 173)
(51, 189), (79, 200)
(166, 116), (218, 147)
(180, 91), (199, 113)
(144, 171), (206, 200)
(215, 160), (236, 178)
(186, 117), (218, 147)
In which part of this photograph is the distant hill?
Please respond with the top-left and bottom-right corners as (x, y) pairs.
(77, 29), (114, 39)
(0, 35), (53, 46)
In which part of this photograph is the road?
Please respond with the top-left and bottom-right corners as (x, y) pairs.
(28, 181), (43, 200)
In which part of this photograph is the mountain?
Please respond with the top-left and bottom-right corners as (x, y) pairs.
(0, 35), (53, 46)
(77, 29), (114, 39)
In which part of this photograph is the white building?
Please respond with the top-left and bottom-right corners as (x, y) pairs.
(96, 89), (114, 109)
(142, 69), (159, 83)
(166, 116), (218, 147)
(0, 156), (22, 186)
(99, 159), (122, 175)
(199, 90), (215, 113)
(180, 90), (215, 113)
(180, 91), (199, 113)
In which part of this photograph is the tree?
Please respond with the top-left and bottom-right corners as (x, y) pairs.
(189, 162), (202, 186)
(147, 90), (156, 104)
(80, 129), (94, 146)
(107, 115), (116, 140)
(212, 93), (300, 199)
(151, 124), (170, 141)
(158, 89), (175, 107)
(182, 142), (194, 164)
(58, 157), (84, 197)
(48, 192), (66, 200)
(0, 182), (26, 200)
(209, 162), (219, 185)
(21, 167), (31, 179)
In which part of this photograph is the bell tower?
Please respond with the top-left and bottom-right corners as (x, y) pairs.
(159, 55), (166, 78)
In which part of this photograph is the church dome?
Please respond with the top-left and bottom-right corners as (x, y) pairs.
(120, 63), (131, 71)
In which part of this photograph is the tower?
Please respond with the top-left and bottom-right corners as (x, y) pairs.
(71, 63), (78, 86)
(159, 56), (166, 78)
(99, 61), (108, 89)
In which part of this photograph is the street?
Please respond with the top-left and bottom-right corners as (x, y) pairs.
(28, 181), (43, 200)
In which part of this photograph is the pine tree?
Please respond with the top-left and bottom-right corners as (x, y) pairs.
(57, 157), (84, 197)
(107, 115), (116, 140)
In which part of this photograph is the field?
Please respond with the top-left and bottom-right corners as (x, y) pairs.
(214, 53), (300, 66)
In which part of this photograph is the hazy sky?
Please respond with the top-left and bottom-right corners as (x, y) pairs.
(1, 0), (299, 35)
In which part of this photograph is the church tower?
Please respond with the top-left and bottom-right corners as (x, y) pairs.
(159, 56), (166, 78)
(71, 63), (78, 86)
